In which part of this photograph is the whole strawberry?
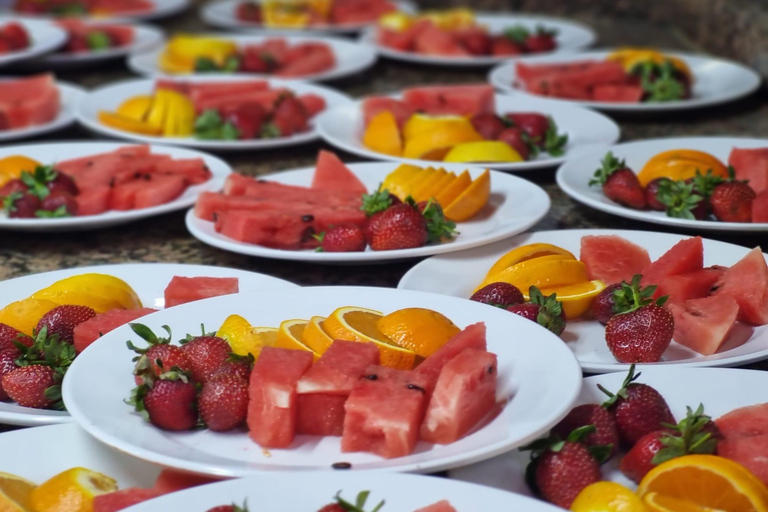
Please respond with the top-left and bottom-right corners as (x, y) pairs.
(470, 112), (505, 140)
(128, 324), (193, 385)
(212, 359), (251, 381)
(36, 305), (96, 344)
(367, 202), (428, 251)
(619, 429), (668, 483)
(550, 404), (619, 459)
(321, 491), (383, 512)
(710, 181), (756, 222)
(181, 335), (232, 383)
(315, 224), (366, 253)
(0, 323), (32, 355)
(0, 351), (18, 401)
(198, 373), (249, 432)
(4, 192), (40, 218)
(589, 152), (647, 209)
(590, 283), (623, 325)
(316, 505), (345, 512)
(129, 371), (198, 431)
(470, 282), (524, 308)
(2, 365), (60, 409)
(506, 286), (566, 336)
(645, 178), (670, 211)
(418, 199), (457, 243)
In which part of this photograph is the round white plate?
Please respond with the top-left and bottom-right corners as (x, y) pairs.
(450, 367), (768, 496)
(75, 76), (352, 151)
(63, 286), (582, 476)
(398, 228), (768, 373)
(557, 136), (768, 232)
(201, 0), (415, 34)
(359, 13), (596, 67)
(0, 17), (67, 66)
(0, 81), (84, 142)
(186, 162), (550, 263)
(0, 141), (231, 231)
(129, 33), (376, 82)
(317, 94), (620, 171)
(489, 49), (762, 112)
(0, 262), (297, 427)
(124, 470), (563, 512)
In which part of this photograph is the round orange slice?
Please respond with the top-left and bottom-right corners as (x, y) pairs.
(275, 319), (319, 359)
(485, 243), (576, 279)
(376, 307), (460, 358)
(301, 316), (335, 355)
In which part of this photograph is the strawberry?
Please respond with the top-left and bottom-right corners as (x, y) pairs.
(470, 112), (505, 140)
(0, 351), (18, 401)
(551, 404), (619, 459)
(505, 113), (550, 144)
(656, 178), (708, 220)
(590, 152), (646, 209)
(524, 30), (557, 53)
(491, 36), (524, 56)
(710, 181), (756, 222)
(470, 282), (524, 308)
(361, 189), (400, 217)
(315, 224), (367, 252)
(3, 192), (41, 218)
(222, 103), (267, 140)
(241, 48), (278, 73)
(0, 179), (25, 199)
(496, 127), (530, 160)
(236, 2), (261, 22)
(459, 31), (492, 55)
(0, 323), (32, 355)
(604, 275), (674, 363)
(321, 491), (384, 512)
(270, 94), (309, 137)
(506, 286), (566, 336)
(128, 370), (198, 431)
(198, 373), (249, 432)
(599, 364), (675, 446)
(0, 22), (30, 50)
(619, 429), (668, 483)
(36, 305), (95, 344)
(181, 335), (232, 383)
(38, 191), (78, 217)
(47, 172), (79, 196)
(212, 358), (252, 381)
(206, 503), (248, 512)
(128, 324), (193, 385)
(418, 199), (457, 243)
(644, 177), (670, 211)
(367, 202), (428, 251)
(590, 283), (623, 325)
(316, 506), (345, 512)
(2, 365), (60, 409)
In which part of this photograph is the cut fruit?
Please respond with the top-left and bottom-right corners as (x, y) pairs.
(416, 170), (456, 203)
(163, 276), (239, 308)
(539, 279), (607, 320)
(98, 111), (161, 136)
(413, 501), (457, 512)
(475, 255), (590, 293)
(712, 247), (768, 325)
(376, 307), (460, 358)
(415, 322), (487, 394)
(216, 314), (277, 359)
(571, 482), (648, 512)
(0, 472), (36, 512)
(442, 169), (491, 222)
(485, 243), (576, 279)
(93, 488), (161, 512)
(402, 118), (483, 160)
(717, 437), (768, 489)
(31, 468), (117, 512)
(641, 237), (704, 290)
(637, 150), (728, 187)
(275, 319), (318, 358)
(31, 273), (142, 314)
(435, 170), (471, 207)
(73, 307), (157, 353)
(0, 298), (58, 336)
(442, 141), (522, 163)
(402, 84), (495, 117)
(116, 95), (153, 121)
(667, 295), (740, 355)
(363, 110), (402, 157)
(657, 267), (727, 306)
(380, 163), (423, 200)
(730, 147), (768, 195)
(411, 168), (447, 202)
(580, 235), (651, 285)
(0, 156), (41, 183)
(301, 316), (335, 355)
(643, 492), (721, 512)
(311, 150), (368, 195)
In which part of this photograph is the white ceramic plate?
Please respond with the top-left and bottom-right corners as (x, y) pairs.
(6, 0), (189, 21)
(450, 367), (768, 496)
(201, 0), (415, 34)
(317, 94), (620, 171)
(186, 162), (551, 263)
(556, 136), (768, 232)
(0, 81), (84, 142)
(0, 17), (67, 66)
(0, 262), (297, 427)
(0, 141), (231, 231)
(63, 286), (582, 476)
(123, 470), (563, 512)
(75, 76), (352, 151)
(359, 14), (596, 67)
(129, 33), (376, 82)
(489, 50), (762, 112)
(398, 228), (768, 373)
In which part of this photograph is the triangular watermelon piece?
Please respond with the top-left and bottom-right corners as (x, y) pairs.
(641, 237), (704, 291)
(667, 295), (739, 355)
(415, 323), (486, 394)
(712, 247), (768, 325)
(311, 150), (367, 195)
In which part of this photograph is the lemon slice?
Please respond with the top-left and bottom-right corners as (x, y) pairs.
(443, 141), (523, 163)
(571, 482), (647, 512)
(475, 255), (589, 293)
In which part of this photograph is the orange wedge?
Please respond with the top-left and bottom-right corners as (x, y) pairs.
(539, 280), (607, 320)
(376, 307), (460, 358)
(301, 316), (335, 355)
(418, 170), (457, 203)
(380, 163), (422, 199)
(637, 149), (728, 187)
(363, 111), (402, 157)
(98, 111), (162, 136)
(411, 168), (447, 202)
(644, 492), (720, 512)
(475, 254), (589, 293)
(443, 169), (491, 222)
(0, 471), (36, 512)
(0, 298), (60, 336)
(275, 319), (319, 359)
(0, 155), (41, 180)
(31, 273), (142, 313)
(31, 468), (117, 512)
(402, 167), (434, 197)
(571, 482), (647, 512)
(117, 95), (154, 121)
(435, 170), (471, 207)
(443, 141), (523, 163)
(485, 243), (576, 278)
(216, 314), (277, 360)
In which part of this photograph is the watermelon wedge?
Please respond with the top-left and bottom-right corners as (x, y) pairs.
(413, 501), (457, 512)
(0, 74), (59, 130)
(712, 247), (768, 325)
(592, 84), (644, 103)
(729, 147), (768, 194)
(413, 23), (469, 57)
(93, 488), (161, 512)
(716, 403), (768, 485)
(656, 266), (727, 305)
(580, 235), (651, 285)
(221, 175), (360, 204)
(164, 276), (239, 308)
(362, 97), (414, 128)
(415, 323), (486, 394)
(402, 84), (495, 117)
(311, 151), (367, 195)
(754, 191), (768, 223)
(667, 295), (740, 355)
(73, 308), (157, 353)
(641, 237), (704, 289)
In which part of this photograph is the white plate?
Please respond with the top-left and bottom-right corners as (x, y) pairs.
(359, 13), (596, 67)
(398, 228), (768, 373)
(0, 17), (67, 66)
(0, 81), (84, 142)
(75, 76), (353, 151)
(317, 94), (620, 171)
(557, 136), (768, 232)
(63, 286), (582, 476)
(186, 162), (550, 263)
(450, 367), (768, 495)
(0, 262), (297, 427)
(129, 33), (376, 82)
(201, 0), (415, 34)
(6, 0), (189, 21)
(489, 50), (762, 112)
(123, 470), (563, 512)
(0, 141), (231, 231)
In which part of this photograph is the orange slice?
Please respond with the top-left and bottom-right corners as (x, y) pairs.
(475, 254), (589, 293)
(637, 149), (728, 187)
(363, 111), (402, 157)
(30, 468), (116, 512)
(402, 167), (434, 198)
(571, 482), (647, 512)
(443, 169), (491, 222)
(0, 471), (36, 512)
(116, 95), (154, 121)
(419, 170), (457, 204)
(402, 116), (483, 160)
(216, 314), (276, 360)
(376, 307), (460, 358)
(485, 243), (576, 278)
(380, 164), (422, 200)
(99, 111), (161, 136)
(412, 168), (447, 202)
(31, 274), (141, 314)
(301, 316), (335, 355)
(644, 492), (720, 512)
(443, 141), (523, 163)
(435, 170), (471, 207)
(539, 280), (607, 320)
(275, 319), (319, 359)
(0, 298), (60, 335)
(0, 155), (41, 181)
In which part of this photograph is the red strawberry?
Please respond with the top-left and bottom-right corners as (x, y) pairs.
(36, 305), (95, 344)
(316, 506), (345, 512)
(645, 178), (669, 211)
(4, 192), (41, 218)
(0, 179), (25, 199)
(181, 335), (232, 383)
(590, 153), (647, 209)
(600, 364), (675, 446)
(2, 365), (59, 409)
(206, 504), (248, 512)
(470, 282), (524, 308)
(39, 191), (78, 216)
(236, 2), (261, 22)
(590, 283), (623, 325)
(506, 286), (566, 336)
(491, 36), (524, 56)
(128, 324), (193, 384)
(619, 430), (668, 483)
(48, 172), (79, 196)
(241, 48), (277, 73)
(505, 113), (550, 144)
(524, 32), (557, 53)
(496, 127), (530, 160)
(709, 181), (756, 222)
(367, 203), (428, 251)
(270, 95), (309, 137)
(0, 22), (30, 50)
(130, 372), (198, 431)
(211, 360), (251, 381)
(198, 373), (249, 432)
(222, 103), (267, 140)
(0, 323), (32, 355)
(551, 404), (619, 458)
(316, 224), (367, 252)
(0, 351), (18, 401)
(319, 491), (383, 512)
(470, 112), (505, 140)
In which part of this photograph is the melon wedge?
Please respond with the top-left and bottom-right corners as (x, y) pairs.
(712, 247), (768, 325)
(667, 295), (740, 355)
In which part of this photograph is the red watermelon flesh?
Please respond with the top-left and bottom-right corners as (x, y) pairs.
(641, 237), (704, 289)
(378, 25), (420, 51)
(531, 61), (627, 89)
(93, 488), (161, 512)
(56, 146), (149, 179)
(158, 80), (268, 99)
(362, 96), (414, 128)
(667, 295), (740, 355)
(194, 191), (361, 222)
(420, 348), (497, 444)
(133, 175), (187, 210)
(311, 150), (367, 195)
(402, 84), (495, 117)
(592, 84), (644, 103)
(221, 175), (361, 203)
(296, 340), (380, 395)
(415, 322), (486, 395)
(73, 307), (158, 353)
(247, 347), (314, 448)
(0, 74), (59, 129)
(580, 235), (652, 285)
(413, 501), (457, 512)
(260, 39), (289, 63)
(331, 0), (396, 24)
(194, 90), (284, 114)
(164, 276), (239, 308)
(296, 393), (347, 436)
(159, 158), (211, 185)
(728, 147), (768, 194)
(712, 247), (768, 325)
(716, 403), (768, 438)
(278, 44), (335, 77)
(151, 469), (218, 494)
(297, 93), (326, 117)
(656, 266), (727, 305)
(754, 191), (768, 223)
(342, 365), (430, 458)
(109, 178), (147, 211)
(413, 23), (469, 57)
(717, 436), (768, 486)
(516, 61), (607, 82)
(76, 186), (111, 216)
(523, 77), (592, 100)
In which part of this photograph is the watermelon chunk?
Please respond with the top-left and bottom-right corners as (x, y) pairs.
(221, 175), (361, 204)
(76, 186), (111, 216)
(580, 235), (652, 285)
(0, 74), (59, 130)
(194, 90), (284, 114)
(592, 84), (644, 103)
(712, 247), (768, 325)
(413, 501), (457, 512)
(641, 237), (704, 289)
(297, 94), (326, 117)
(420, 348), (497, 444)
(160, 158), (211, 185)
(516, 61), (606, 82)
(716, 403), (768, 486)
(413, 23), (469, 57)
(151, 469), (217, 494)
(656, 266), (727, 305)
(134, 175), (188, 210)
(728, 147), (768, 194)
(164, 276), (239, 308)
(195, 193), (358, 222)
(523, 76), (592, 100)
(753, 191), (768, 223)
(378, 26), (419, 51)
(278, 44), (336, 78)
(362, 96), (414, 128)
(716, 402), (768, 438)
(247, 347), (314, 448)
(296, 394), (347, 437)
(415, 323), (486, 394)
(73, 308), (157, 353)
(402, 84), (495, 117)
(667, 295), (740, 355)
(93, 488), (161, 512)
(311, 151), (367, 195)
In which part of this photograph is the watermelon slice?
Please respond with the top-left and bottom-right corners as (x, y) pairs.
(247, 347), (314, 448)
(413, 501), (457, 512)
(592, 84), (644, 103)
(164, 276), (239, 308)
(194, 193), (360, 222)
(717, 437), (768, 486)
(362, 97), (414, 128)
(522, 77), (592, 100)
(516, 61), (607, 82)
(716, 403), (768, 438)
(656, 266), (727, 305)
(712, 247), (768, 325)
(93, 488), (161, 512)
(221, 175), (361, 203)
(667, 295), (740, 355)
(0, 74), (59, 130)
(297, 94), (326, 117)
(413, 23), (469, 57)
(151, 469), (217, 494)
(402, 84), (495, 117)
(159, 158), (211, 185)
(415, 323), (486, 394)
(753, 191), (768, 223)
(420, 348), (497, 444)
(728, 148), (768, 194)
(134, 175), (187, 210)
(378, 26), (419, 51)
(194, 90), (284, 115)
(331, 0), (396, 24)
(76, 186), (111, 216)
(73, 307), (157, 353)
(296, 394), (347, 437)
(580, 235), (652, 285)
(311, 151), (367, 195)
(278, 44), (336, 78)
(641, 237), (704, 289)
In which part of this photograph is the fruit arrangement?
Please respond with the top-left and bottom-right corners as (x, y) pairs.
(99, 79), (325, 140)
(591, 148), (768, 223)
(362, 84), (567, 163)
(0, 21), (30, 54)
(208, 491), (455, 512)
(521, 365), (768, 510)
(159, 35), (335, 78)
(515, 48), (693, 103)
(376, 9), (558, 58)
(14, 0), (155, 16)
(0, 74), (60, 132)
(56, 19), (134, 54)
(0, 146), (211, 218)
(470, 234), (768, 362)
(235, 0), (397, 28)
(0, 273), (239, 410)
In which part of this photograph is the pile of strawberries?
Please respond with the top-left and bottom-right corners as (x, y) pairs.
(464, 26), (558, 57)
(0, 22), (30, 53)
(523, 365), (720, 508)
(1, 165), (80, 218)
(469, 111), (567, 161)
(470, 282), (567, 336)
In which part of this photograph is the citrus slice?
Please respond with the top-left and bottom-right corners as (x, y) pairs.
(363, 111), (402, 157)
(216, 314), (277, 360)
(0, 472), (36, 512)
(0, 156), (42, 182)
(380, 163), (422, 200)
(402, 167), (434, 196)
(31, 274), (142, 314)
(301, 316), (335, 355)
(637, 149), (728, 187)
(644, 492), (721, 512)
(165, 35), (237, 65)
(435, 170), (471, 207)
(485, 243), (576, 279)
(116, 95), (154, 121)
(378, 11), (413, 30)
(443, 141), (523, 163)
(411, 168), (447, 202)
(443, 169), (491, 222)
(376, 307), (460, 358)
(417, 170), (456, 204)
(402, 116), (483, 160)
(638, 454), (768, 512)
(30, 467), (117, 512)
(539, 280), (607, 320)
(402, 114), (476, 142)
(571, 481), (647, 512)
(0, 298), (59, 336)
(323, 306), (416, 369)
(275, 319), (319, 359)
(158, 51), (194, 74)
(98, 111), (162, 136)
(475, 254), (589, 293)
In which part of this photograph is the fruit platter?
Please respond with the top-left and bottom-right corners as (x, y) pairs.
(451, 366), (768, 511)
(62, 286), (581, 475)
(0, 263), (295, 426)
(0, 142), (231, 231)
(76, 76), (351, 151)
(186, 152), (551, 262)
(399, 228), (768, 372)
(9, 0), (189, 21)
(489, 49), (762, 111)
(360, 9), (596, 67)
(557, 137), (768, 232)
(129, 33), (376, 82)
(0, 17), (67, 66)
(317, 84), (620, 171)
